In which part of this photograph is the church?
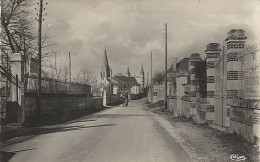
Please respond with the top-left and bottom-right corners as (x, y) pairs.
(100, 47), (145, 97)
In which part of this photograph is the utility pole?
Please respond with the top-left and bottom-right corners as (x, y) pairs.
(221, 41), (225, 127)
(151, 51), (153, 87)
(110, 69), (112, 104)
(151, 51), (153, 103)
(36, 0), (44, 116)
(164, 23), (168, 109)
(69, 52), (71, 83)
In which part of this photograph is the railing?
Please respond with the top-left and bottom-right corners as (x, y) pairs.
(26, 76), (91, 94)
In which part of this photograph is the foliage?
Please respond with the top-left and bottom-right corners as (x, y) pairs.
(194, 60), (207, 98)
(153, 72), (164, 85)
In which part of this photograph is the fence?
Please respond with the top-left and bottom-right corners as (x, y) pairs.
(26, 76), (91, 94)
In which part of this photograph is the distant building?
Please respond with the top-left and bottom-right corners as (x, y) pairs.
(112, 74), (140, 95)
(133, 65), (145, 92)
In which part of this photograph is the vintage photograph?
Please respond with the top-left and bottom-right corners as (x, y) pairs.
(1, 0), (260, 161)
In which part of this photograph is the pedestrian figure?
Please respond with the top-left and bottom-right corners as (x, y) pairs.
(123, 93), (128, 107)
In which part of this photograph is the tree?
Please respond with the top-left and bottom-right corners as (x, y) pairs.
(153, 72), (164, 85)
(1, 0), (37, 57)
(74, 67), (96, 85)
(194, 60), (207, 98)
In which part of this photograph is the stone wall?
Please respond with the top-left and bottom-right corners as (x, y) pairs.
(23, 93), (103, 123)
(106, 94), (124, 106)
(230, 107), (255, 142)
(168, 97), (191, 118)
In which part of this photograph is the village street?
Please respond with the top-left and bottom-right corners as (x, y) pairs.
(1, 99), (189, 162)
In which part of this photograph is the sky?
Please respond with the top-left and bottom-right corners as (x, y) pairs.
(32, 0), (260, 81)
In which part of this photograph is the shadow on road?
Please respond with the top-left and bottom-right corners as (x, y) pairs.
(1, 124), (116, 147)
(0, 148), (37, 162)
(89, 114), (155, 119)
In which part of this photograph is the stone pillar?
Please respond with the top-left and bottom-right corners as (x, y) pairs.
(103, 90), (106, 107)
(9, 52), (25, 124)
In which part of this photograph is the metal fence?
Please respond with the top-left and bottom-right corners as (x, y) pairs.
(26, 76), (91, 94)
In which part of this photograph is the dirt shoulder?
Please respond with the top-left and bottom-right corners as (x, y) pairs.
(148, 106), (259, 162)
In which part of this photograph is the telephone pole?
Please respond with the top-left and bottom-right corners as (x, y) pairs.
(110, 69), (112, 104)
(69, 52), (71, 83)
(36, 0), (44, 116)
(164, 23), (168, 109)
(151, 51), (153, 87)
(150, 51), (153, 103)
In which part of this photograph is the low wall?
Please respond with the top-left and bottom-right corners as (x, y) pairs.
(129, 93), (143, 100)
(106, 94), (124, 106)
(230, 107), (255, 142)
(24, 93), (102, 124)
(168, 97), (176, 113)
(229, 100), (260, 143)
(180, 99), (191, 118)
(196, 101), (207, 124)
(168, 97), (191, 118)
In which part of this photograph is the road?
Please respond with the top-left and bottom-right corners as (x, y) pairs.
(1, 98), (189, 162)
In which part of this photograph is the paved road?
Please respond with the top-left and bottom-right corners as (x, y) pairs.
(1, 99), (189, 162)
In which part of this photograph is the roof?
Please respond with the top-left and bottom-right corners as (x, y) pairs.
(113, 76), (139, 85)
(189, 53), (201, 60)
(176, 57), (189, 74)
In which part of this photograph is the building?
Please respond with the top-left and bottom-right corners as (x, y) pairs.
(112, 73), (140, 95)
(133, 65), (145, 92)
(205, 43), (221, 121)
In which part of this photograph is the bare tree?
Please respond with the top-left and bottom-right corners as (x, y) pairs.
(74, 67), (96, 85)
(1, 0), (36, 56)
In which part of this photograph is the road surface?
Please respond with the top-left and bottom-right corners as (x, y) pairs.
(1, 99), (189, 162)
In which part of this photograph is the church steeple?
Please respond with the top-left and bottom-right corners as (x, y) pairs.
(140, 65), (144, 75)
(101, 46), (110, 79)
(140, 65), (145, 90)
(126, 66), (130, 77)
(103, 46), (109, 68)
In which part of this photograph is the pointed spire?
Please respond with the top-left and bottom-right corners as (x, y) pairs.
(103, 46), (109, 67)
(140, 65), (144, 75)
(126, 66), (130, 77)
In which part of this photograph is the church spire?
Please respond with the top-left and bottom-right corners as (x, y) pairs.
(103, 46), (109, 68)
(101, 46), (110, 79)
(140, 65), (144, 75)
(126, 66), (130, 77)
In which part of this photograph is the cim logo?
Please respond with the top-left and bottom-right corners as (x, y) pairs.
(230, 154), (247, 161)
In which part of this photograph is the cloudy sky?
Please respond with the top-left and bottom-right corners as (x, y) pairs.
(34, 0), (260, 80)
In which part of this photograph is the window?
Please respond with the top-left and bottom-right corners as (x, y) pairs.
(227, 90), (244, 98)
(206, 105), (214, 112)
(227, 71), (244, 80)
(227, 42), (245, 50)
(207, 76), (214, 83)
(227, 106), (231, 117)
(206, 61), (215, 68)
(206, 53), (219, 59)
(227, 52), (238, 62)
(207, 91), (214, 98)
